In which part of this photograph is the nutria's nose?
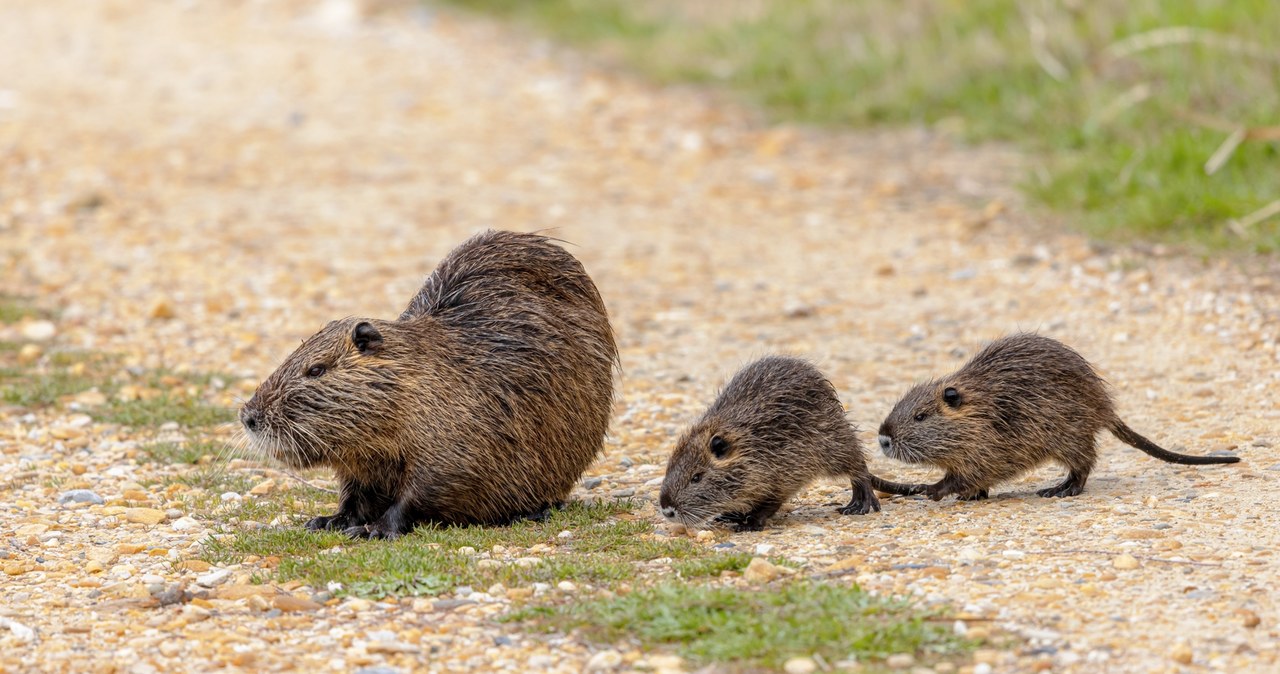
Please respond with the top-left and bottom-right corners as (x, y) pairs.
(878, 435), (892, 452)
(660, 506), (677, 520)
(241, 407), (262, 433)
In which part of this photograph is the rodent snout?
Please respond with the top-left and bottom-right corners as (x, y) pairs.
(240, 406), (262, 433)
(660, 505), (677, 520)
(877, 434), (892, 453)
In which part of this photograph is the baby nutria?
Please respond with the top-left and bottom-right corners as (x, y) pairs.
(659, 356), (921, 532)
(877, 332), (1239, 501)
(239, 230), (618, 538)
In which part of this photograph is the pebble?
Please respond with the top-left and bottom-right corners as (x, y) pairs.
(1111, 554), (1140, 570)
(20, 320), (56, 341)
(584, 650), (623, 671)
(581, 477), (604, 490)
(886, 653), (915, 669)
(743, 557), (784, 584)
(123, 508), (167, 525)
(1171, 642), (1193, 665)
(783, 657), (817, 674)
(169, 516), (202, 531)
(556, 581), (577, 592)
(196, 569), (232, 587)
(57, 489), (103, 505)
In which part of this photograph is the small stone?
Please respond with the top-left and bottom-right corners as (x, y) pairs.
(557, 580), (577, 592)
(743, 557), (782, 584)
(972, 649), (999, 665)
(220, 492), (242, 502)
(783, 657), (817, 674)
(20, 320), (56, 341)
(582, 477), (604, 490)
(182, 605), (211, 622)
(973, 664), (993, 674)
(1111, 554), (1140, 570)
(557, 530), (573, 540)
(273, 595), (322, 612)
(755, 543), (776, 555)
(196, 569), (232, 587)
(170, 516), (202, 532)
(1, 617), (36, 643)
(175, 560), (210, 572)
(886, 653), (915, 669)
(149, 299), (176, 320)
(1237, 609), (1261, 628)
(514, 557), (542, 567)
(1171, 642), (1193, 665)
(18, 343), (42, 362)
(249, 479), (276, 496)
(695, 530), (715, 541)
(58, 489), (104, 505)
(246, 594), (271, 611)
(123, 508), (167, 525)
(584, 649), (623, 671)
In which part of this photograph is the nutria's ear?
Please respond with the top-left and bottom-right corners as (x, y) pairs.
(709, 435), (730, 458)
(352, 322), (384, 354)
(942, 387), (961, 408)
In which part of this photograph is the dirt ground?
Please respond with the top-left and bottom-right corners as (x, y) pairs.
(1, 1), (1278, 672)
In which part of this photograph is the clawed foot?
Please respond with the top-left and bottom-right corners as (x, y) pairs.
(1037, 482), (1084, 498)
(837, 491), (882, 515)
(305, 514), (349, 531)
(957, 489), (990, 501)
(714, 512), (766, 532)
(343, 522), (402, 540)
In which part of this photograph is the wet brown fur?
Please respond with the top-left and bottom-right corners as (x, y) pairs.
(240, 230), (618, 538)
(659, 356), (910, 531)
(877, 332), (1239, 501)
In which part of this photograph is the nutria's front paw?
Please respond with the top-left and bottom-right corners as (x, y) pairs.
(305, 514), (347, 531)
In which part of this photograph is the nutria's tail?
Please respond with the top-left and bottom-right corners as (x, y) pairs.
(870, 475), (930, 496)
(1110, 420), (1240, 465)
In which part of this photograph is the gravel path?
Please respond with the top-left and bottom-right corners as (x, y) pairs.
(2, 1), (1278, 672)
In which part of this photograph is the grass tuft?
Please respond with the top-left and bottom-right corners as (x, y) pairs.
(440, 0), (1280, 250)
(509, 580), (972, 669)
(201, 501), (752, 598)
(0, 346), (233, 427)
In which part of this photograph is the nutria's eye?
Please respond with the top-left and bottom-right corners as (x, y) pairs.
(709, 435), (729, 458)
(690, 472), (704, 484)
(913, 412), (927, 422)
(943, 387), (961, 408)
(306, 364), (326, 378)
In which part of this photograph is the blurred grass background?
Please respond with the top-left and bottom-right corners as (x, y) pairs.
(439, 0), (1280, 252)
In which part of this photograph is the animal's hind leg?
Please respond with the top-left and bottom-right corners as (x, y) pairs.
(838, 478), (882, 515)
(1037, 438), (1095, 498)
(1037, 470), (1089, 497)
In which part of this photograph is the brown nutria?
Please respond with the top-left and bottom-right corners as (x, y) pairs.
(659, 356), (921, 532)
(876, 332), (1240, 501)
(239, 230), (618, 538)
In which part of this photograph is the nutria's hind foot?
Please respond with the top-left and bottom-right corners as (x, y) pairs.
(838, 480), (882, 515)
(1037, 470), (1088, 498)
(957, 489), (990, 501)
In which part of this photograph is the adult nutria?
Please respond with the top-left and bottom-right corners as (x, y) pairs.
(876, 332), (1239, 501)
(239, 230), (618, 538)
(659, 356), (920, 532)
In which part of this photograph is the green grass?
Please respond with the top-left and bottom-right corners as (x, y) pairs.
(201, 501), (757, 598)
(0, 346), (233, 427)
(440, 0), (1280, 250)
(141, 440), (226, 465)
(510, 581), (972, 670)
(0, 295), (45, 324)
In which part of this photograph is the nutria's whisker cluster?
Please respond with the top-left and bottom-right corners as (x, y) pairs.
(240, 230), (617, 539)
